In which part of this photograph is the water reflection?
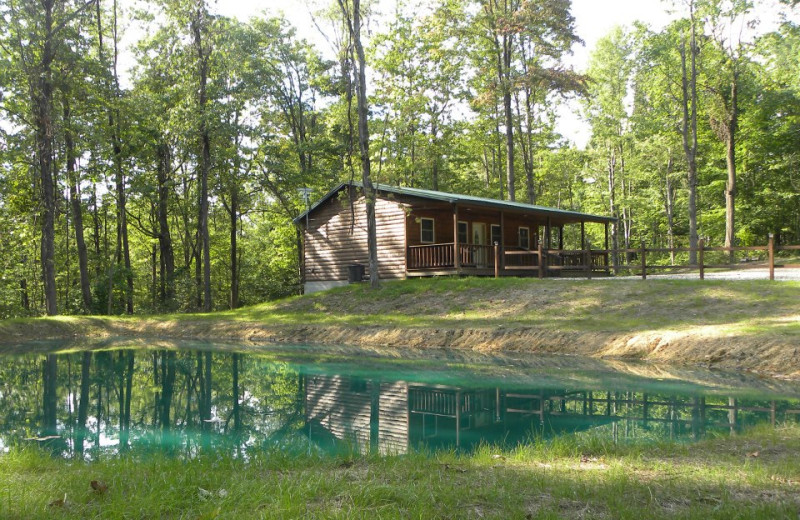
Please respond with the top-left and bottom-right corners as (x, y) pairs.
(1, 347), (799, 459)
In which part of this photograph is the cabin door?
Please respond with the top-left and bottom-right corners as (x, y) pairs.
(472, 223), (487, 268)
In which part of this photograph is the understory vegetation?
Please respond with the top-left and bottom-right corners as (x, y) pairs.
(2, 423), (799, 519)
(1, 0), (799, 320)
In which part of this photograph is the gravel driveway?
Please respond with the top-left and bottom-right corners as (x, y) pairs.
(613, 267), (800, 281)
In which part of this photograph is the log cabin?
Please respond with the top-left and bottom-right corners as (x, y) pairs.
(295, 182), (616, 294)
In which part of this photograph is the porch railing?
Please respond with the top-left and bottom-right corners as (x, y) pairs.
(407, 243), (455, 270)
(408, 243), (608, 275)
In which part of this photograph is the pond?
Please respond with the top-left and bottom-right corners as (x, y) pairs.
(2, 340), (800, 459)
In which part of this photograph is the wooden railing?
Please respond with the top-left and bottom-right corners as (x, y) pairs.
(407, 243), (455, 270)
(606, 236), (799, 281)
(408, 236), (797, 280)
(459, 244), (495, 268)
(504, 248), (540, 269)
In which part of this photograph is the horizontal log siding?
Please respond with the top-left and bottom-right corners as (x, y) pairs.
(305, 195), (407, 282)
(406, 205), (454, 245)
(503, 215), (541, 248)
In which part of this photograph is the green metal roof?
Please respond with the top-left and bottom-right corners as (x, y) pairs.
(294, 181), (615, 224)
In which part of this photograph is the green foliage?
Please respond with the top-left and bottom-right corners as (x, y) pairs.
(0, 1), (798, 318)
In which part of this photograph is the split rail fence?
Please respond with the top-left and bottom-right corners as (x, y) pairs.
(487, 233), (800, 280)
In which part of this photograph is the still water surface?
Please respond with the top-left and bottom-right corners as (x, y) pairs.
(2, 340), (800, 459)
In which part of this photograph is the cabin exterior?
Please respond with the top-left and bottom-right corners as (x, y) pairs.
(295, 182), (616, 294)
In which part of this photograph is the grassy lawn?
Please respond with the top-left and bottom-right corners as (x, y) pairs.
(6, 277), (798, 334)
(213, 277), (800, 335)
(2, 423), (799, 519)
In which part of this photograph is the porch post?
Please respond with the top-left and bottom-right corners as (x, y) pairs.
(500, 211), (505, 272)
(558, 225), (564, 250)
(453, 204), (460, 272)
(581, 221), (586, 250)
(546, 217), (552, 249)
(604, 222), (611, 275)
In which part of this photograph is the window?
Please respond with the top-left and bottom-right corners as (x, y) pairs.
(518, 227), (530, 249)
(457, 221), (468, 244)
(491, 225), (502, 246)
(421, 218), (435, 243)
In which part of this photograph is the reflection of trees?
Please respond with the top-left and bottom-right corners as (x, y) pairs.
(42, 355), (57, 435)
(75, 352), (91, 457)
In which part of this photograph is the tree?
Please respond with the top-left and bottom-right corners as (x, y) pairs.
(584, 26), (634, 267)
(470, 0), (582, 201)
(678, 0), (702, 264)
(337, 0), (379, 288)
(701, 0), (754, 260)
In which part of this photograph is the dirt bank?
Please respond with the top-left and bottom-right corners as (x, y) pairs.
(2, 316), (799, 379)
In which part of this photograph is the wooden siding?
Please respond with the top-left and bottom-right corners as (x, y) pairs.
(405, 205), (544, 250)
(305, 193), (407, 282)
(305, 376), (410, 455)
(406, 205), (454, 245)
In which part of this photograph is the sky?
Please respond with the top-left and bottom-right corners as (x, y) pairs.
(125, 0), (797, 148)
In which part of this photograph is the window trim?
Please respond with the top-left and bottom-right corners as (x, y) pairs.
(490, 224), (502, 246)
(518, 226), (530, 250)
(457, 220), (469, 245)
(420, 218), (436, 244)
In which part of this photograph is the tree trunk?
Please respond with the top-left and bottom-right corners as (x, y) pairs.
(156, 142), (176, 305)
(724, 74), (738, 263)
(64, 100), (93, 312)
(192, 3), (213, 312)
(502, 34), (515, 202)
(229, 188), (239, 309)
(34, 2), (58, 317)
(349, 0), (380, 289)
(607, 148), (619, 269)
(665, 154), (676, 265)
(680, 10), (700, 265)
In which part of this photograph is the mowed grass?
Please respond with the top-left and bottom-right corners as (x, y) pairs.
(2, 278), (800, 342)
(219, 277), (800, 334)
(2, 424), (800, 519)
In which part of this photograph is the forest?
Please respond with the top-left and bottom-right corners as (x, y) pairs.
(0, 0), (798, 318)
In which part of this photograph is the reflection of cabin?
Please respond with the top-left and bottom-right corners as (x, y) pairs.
(294, 182), (616, 293)
(303, 376), (788, 455)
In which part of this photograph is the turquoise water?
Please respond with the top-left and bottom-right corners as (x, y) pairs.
(1, 340), (799, 458)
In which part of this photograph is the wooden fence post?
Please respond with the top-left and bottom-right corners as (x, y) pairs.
(538, 241), (544, 279)
(769, 233), (775, 281)
(698, 238), (705, 280)
(640, 240), (647, 280)
(494, 242), (500, 279)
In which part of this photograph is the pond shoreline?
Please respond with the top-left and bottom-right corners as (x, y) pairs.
(2, 278), (799, 378)
(2, 316), (799, 379)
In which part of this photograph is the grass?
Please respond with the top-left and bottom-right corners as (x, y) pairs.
(2, 278), (799, 338)
(215, 277), (800, 334)
(2, 423), (800, 519)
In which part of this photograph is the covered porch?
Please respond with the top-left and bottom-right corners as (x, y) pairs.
(405, 201), (613, 278)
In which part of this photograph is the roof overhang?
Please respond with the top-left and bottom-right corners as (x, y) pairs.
(293, 181), (616, 225)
